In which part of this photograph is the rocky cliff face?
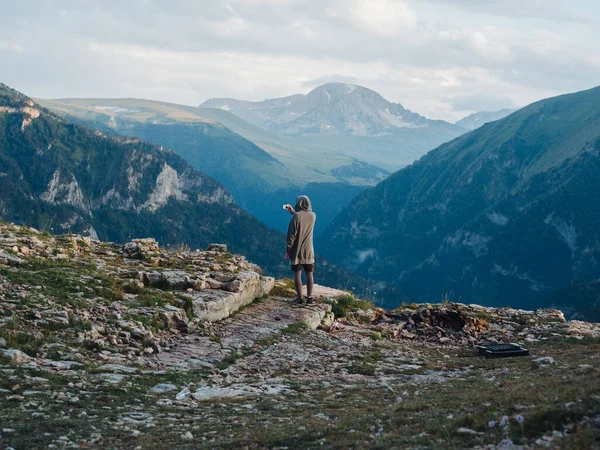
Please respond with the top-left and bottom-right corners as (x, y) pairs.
(319, 85), (600, 318)
(1, 223), (599, 449)
(0, 84), (233, 238)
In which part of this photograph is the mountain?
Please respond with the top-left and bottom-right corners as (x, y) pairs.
(38, 97), (388, 235)
(318, 86), (600, 318)
(0, 83), (368, 290)
(202, 83), (467, 170)
(455, 109), (518, 130)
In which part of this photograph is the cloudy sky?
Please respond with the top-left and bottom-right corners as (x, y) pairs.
(1, 0), (599, 121)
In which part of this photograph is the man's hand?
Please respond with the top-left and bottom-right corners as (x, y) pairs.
(284, 252), (290, 260)
(285, 204), (295, 214)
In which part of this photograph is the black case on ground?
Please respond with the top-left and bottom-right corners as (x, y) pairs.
(477, 343), (529, 358)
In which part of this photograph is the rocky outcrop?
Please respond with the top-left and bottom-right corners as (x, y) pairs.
(40, 170), (91, 214)
(185, 273), (274, 322)
(0, 100), (41, 130)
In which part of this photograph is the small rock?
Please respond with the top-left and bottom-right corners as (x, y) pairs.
(207, 244), (227, 253)
(531, 357), (555, 369)
(0, 250), (23, 266)
(176, 387), (191, 401)
(2, 349), (33, 364)
(577, 364), (595, 374)
(400, 330), (416, 339)
(181, 431), (194, 440)
(151, 383), (178, 394)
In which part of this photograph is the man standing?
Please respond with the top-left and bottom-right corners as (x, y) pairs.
(285, 195), (316, 304)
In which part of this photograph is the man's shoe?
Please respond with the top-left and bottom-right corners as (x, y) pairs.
(304, 297), (315, 304)
(293, 298), (305, 305)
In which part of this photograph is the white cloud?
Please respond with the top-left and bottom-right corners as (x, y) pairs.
(0, 0), (598, 122)
(0, 41), (24, 52)
(349, 0), (417, 36)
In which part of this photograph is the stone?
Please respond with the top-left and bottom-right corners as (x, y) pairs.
(122, 242), (143, 259)
(206, 278), (224, 290)
(207, 243), (227, 252)
(175, 387), (191, 401)
(181, 431), (194, 441)
(142, 271), (164, 286)
(0, 250), (23, 266)
(188, 276), (274, 322)
(151, 383), (178, 394)
(93, 373), (128, 384)
(161, 270), (192, 290)
(193, 280), (209, 290)
(531, 357), (556, 369)
(400, 330), (416, 339)
(2, 349), (33, 364)
(457, 427), (483, 435)
(159, 309), (190, 333)
(577, 364), (595, 374)
(96, 364), (139, 374)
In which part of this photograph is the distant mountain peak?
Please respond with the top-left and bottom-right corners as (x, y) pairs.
(201, 83), (460, 138)
(455, 108), (518, 130)
(307, 82), (362, 97)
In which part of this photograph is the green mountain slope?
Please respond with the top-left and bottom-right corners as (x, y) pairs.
(318, 86), (600, 318)
(455, 109), (518, 130)
(38, 97), (388, 235)
(38, 97), (386, 187)
(0, 83), (367, 290)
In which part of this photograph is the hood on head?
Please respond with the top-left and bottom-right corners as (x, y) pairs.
(295, 195), (312, 212)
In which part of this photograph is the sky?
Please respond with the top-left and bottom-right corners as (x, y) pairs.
(1, 0), (599, 121)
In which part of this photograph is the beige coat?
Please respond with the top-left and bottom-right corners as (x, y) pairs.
(286, 196), (316, 265)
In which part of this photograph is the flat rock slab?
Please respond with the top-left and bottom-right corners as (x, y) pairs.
(185, 274), (275, 322)
(151, 335), (224, 368)
(310, 284), (350, 299)
(191, 381), (291, 401)
(217, 297), (333, 351)
(148, 297), (332, 369)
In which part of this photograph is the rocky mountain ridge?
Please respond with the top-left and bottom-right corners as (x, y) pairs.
(319, 85), (600, 319)
(455, 108), (518, 130)
(203, 83), (461, 137)
(202, 82), (467, 170)
(0, 223), (599, 448)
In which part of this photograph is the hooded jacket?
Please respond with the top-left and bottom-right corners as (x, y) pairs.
(286, 195), (316, 265)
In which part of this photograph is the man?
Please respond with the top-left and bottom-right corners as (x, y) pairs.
(285, 195), (316, 304)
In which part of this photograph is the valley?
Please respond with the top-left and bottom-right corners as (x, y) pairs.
(0, 83), (366, 292)
(319, 86), (600, 320)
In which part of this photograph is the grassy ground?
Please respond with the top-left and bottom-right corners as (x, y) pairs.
(1, 335), (599, 449)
